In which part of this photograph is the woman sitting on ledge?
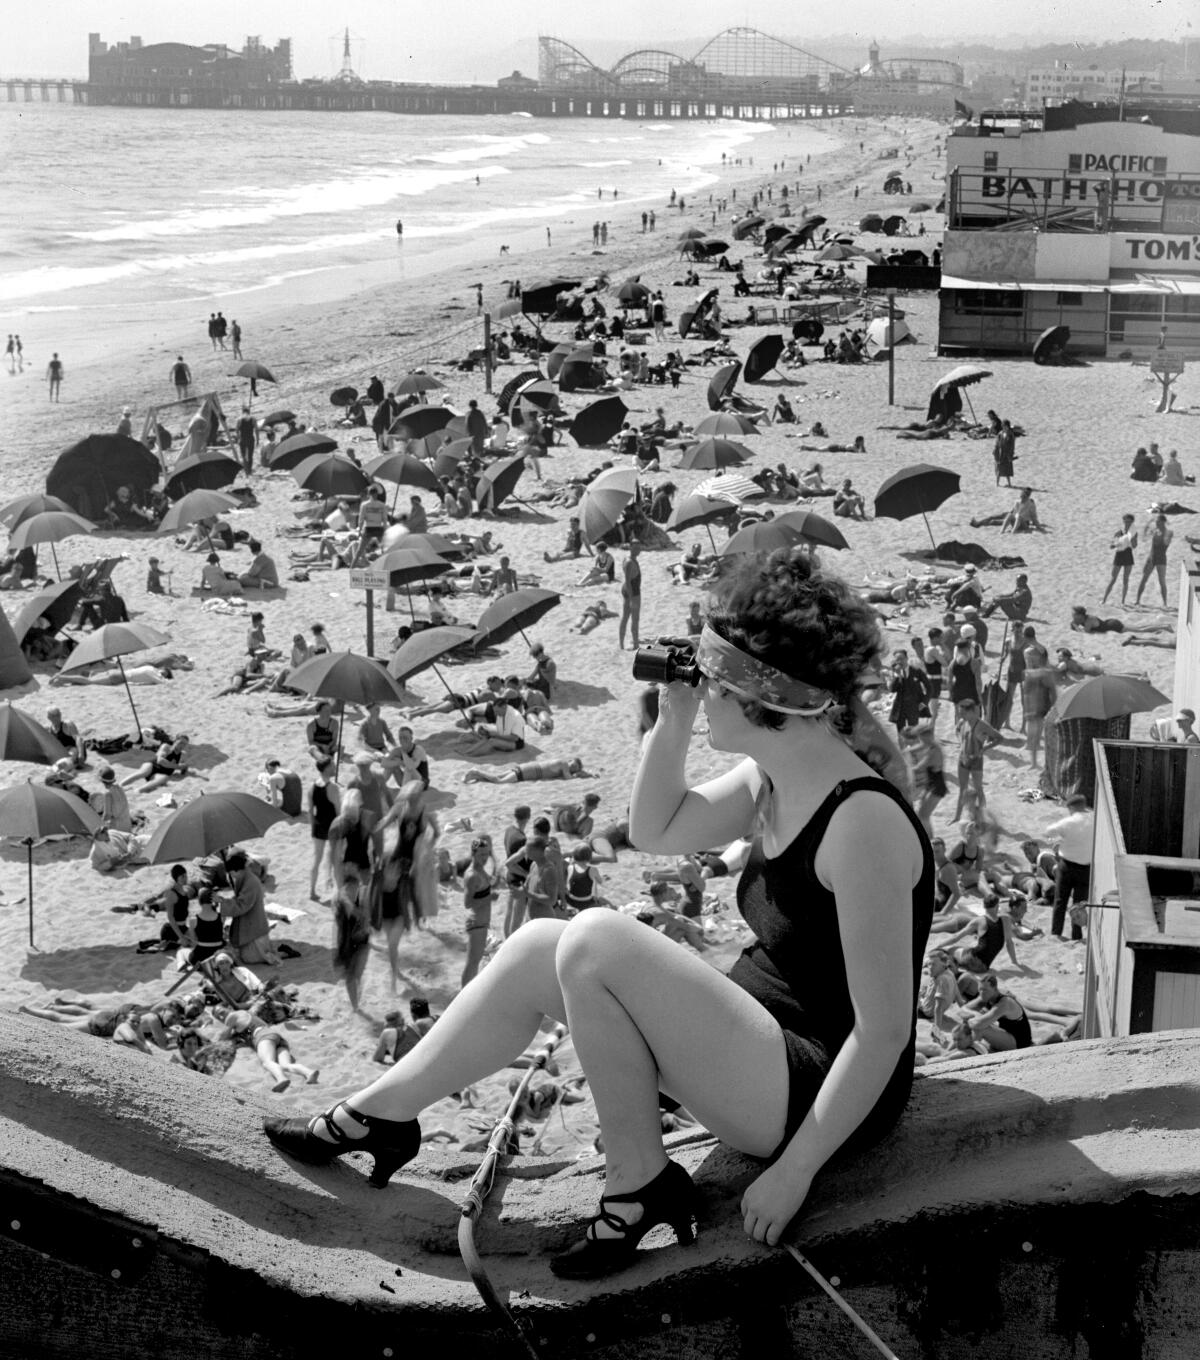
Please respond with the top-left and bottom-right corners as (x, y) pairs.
(264, 549), (932, 1276)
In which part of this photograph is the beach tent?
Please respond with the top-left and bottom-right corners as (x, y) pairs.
(0, 609), (33, 690)
(46, 435), (160, 521)
(177, 393), (232, 461)
(1040, 713), (1131, 804)
(139, 409), (174, 462)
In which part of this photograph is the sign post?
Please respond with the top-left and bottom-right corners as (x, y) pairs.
(349, 567), (389, 655)
(1149, 350), (1185, 414)
(887, 291), (896, 406)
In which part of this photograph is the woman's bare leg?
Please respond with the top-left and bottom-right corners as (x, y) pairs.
(256, 1038), (289, 1087)
(460, 925), (490, 988)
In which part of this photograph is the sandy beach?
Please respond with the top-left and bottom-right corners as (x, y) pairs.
(1, 110), (1190, 1157)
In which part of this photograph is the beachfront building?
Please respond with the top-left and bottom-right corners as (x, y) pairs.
(1023, 63), (1163, 110)
(937, 100), (1200, 358)
(87, 34), (293, 105)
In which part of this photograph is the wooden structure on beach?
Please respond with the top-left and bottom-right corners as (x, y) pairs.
(1083, 738), (1200, 1039)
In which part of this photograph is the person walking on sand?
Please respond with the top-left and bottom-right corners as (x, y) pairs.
(1135, 513), (1172, 608)
(1101, 514), (1138, 606)
(14, 335), (22, 371)
(992, 420), (1017, 487)
(46, 353), (63, 402)
(171, 356), (192, 401)
(618, 542), (642, 651)
(236, 406), (258, 476)
(4, 335), (13, 374)
(230, 319), (243, 360)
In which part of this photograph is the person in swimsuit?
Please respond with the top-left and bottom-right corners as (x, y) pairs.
(308, 756), (341, 902)
(618, 542), (642, 650)
(461, 836), (497, 990)
(564, 845), (604, 911)
(306, 702), (341, 761)
(961, 973), (1032, 1051)
(326, 789), (373, 894)
(462, 756), (589, 784)
(1101, 514), (1138, 606)
(941, 894), (1025, 975)
(119, 735), (195, 792)
(262, 548), (932, 1276)
(1135, 513), (1172, 608)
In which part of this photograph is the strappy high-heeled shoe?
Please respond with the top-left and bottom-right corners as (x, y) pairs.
(263, 1101), (421, 1189)
(549, 1160), (697, 1279)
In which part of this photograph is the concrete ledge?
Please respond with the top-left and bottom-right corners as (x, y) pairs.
(3, 1016), (1200, 1358)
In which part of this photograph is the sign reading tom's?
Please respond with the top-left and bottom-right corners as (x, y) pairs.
(1112, 234), (1200, 273)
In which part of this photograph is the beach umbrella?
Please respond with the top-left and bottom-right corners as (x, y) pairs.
(57, 621), (172, 733)
(330, 386), (358, 407)
(874, 464), (962, 551)
(579, 468), (638, 545)
(156, 489), (240, 539)
(234, 361), (276, 385)
(142, 790), (290, 867)
(13, 581), (83, 645)
(695, 238), (730, 257)
(0, 780), (100, 946)
(816, 242), (857, 262)
(931, 365), (992, 422)
(678, 288), (719, 339)
(568, 396), (629, 448)
(432, 441), (472, 480)
(882, 216), (907, 237)
(476, 455), (526, 512)
(723, 509), (848, 558)
(1033, 325), (1071, 365)
(763, 223), (792, 244)
(859, 213), (884, 232)
(518, 277), (580, 317)
(260, 410), (296, 427)
(287, 650), (412, 764)
(694, 473), (768, 504)
(744, 336), (785, 384)
(498, 370), (543, 412)
(677, 439), (752, 471)
(367, 451), (443, 506)
(694, 411), (760, 438)
(1050, 675), (1169, 724)
(616, 279), (651, 307)
(394, 372), (445, 397)
(0, 494), (72, 532)
(397, 533), (469, 561)
(164, 448), (241, 498)
(514, 379), (561, 412)
(908, 200), (934, 213)
(390, 404), (455, 441)
(45, 435), (159, 520)
(558, 355), (605, 394)
(269, 431), (339, 470)
(707, 362), (742, 410)
(409, 430), (452, 462)
(732, 214), (766, 240)
(8, 512), (96, 581)
(388, 624), (478, 687)
(543, 346), (591, 383)
(291, 453), (370, 502)
(472, 588), (562, 651)
(677, 226), (707, 243)
(666, 492), (739, 554)
(766, 232), (806, 259)
(374, 546), (453, 621)
(0, 704), (69, 767)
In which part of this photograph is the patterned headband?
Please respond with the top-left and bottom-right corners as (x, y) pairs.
(695, 625), (834, 717)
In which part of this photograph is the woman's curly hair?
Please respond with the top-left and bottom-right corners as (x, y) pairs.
(706, 548), (882, 730)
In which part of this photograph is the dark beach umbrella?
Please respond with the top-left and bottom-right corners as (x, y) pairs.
(666, 491), (739, 553)
(694, 238), (730, 257)
(1033, 325), (1071, 365)
(816, 242), (857, 262)
(859, 213), (884, 232)
(234, 361), (276, 385)
(707, 362), (742, 410)
(432, 441), (472, 480)
(874, 464), (962, 551)
(766, 232), (807, 259)
(164, 448), (241, 498)
(616, 279), (651, 306)
(394, 372), (445, 397)
(908, 200), (934, 213)
(46, 435), (159, 521)
(390, 404), (455, 441)
(443, 415), (469, 441)
(410, 430), (452, 462)
(269, 431), (339, 470)
(723, 509), (848, 558)
(399, 533), (469, 561)
(57, 621), (172, 733)
(732, 214), (766, 240)
(476, 455), (526, 512)
(544, 347), (586, 382)
(763, 223), (792, 244)
(1049, 674), (1169, 723)
(260, 410), (296, 427)
(8, 511), (96, 581)
(13, 580), (83, 645)
(291, 453), (370, 501)
(882, 216), (907, 236)
(0, 703), (68, 767)
(367, 451), (443, 499)
(143, 790), (290, 866)
(287, 650), (412, 763)
(515, 379), (562, 412)
(472, 588), (562, 650)
(330, 386), (358, 408)
(374, 546), (453, 622)
(157, 489), (240, 537)
(0, 781), (100, 946)
(499, 370), (543, 413)
(677, 226), (707, 243)
(679, 288), (719, 339)
(568, 396), (628, 448)
(558, 356), (604, 394)
(520, 279), (579, 317)
(677, 439), (752, 471)
(0, 493), (72, 531)
(744, 335), (785, 384)
(694, 411), (760, 438)
(388, 625), (478, 685)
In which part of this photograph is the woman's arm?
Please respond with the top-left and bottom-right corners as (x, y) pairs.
(629, 685), (760, 855)
(740, 795), (920, 1244)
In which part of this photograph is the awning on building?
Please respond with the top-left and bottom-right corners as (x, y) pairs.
(1107, 276), (1200, 295)
(941, 275), (1200, 296)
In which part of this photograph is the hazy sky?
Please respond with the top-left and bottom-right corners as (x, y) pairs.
(5, 1), (1193, 81)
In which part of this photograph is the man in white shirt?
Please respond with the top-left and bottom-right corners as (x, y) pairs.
(1046, 794), (1094, 942)
(465, 691), (526, 754)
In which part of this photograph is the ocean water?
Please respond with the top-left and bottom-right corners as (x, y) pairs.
(0, 104), (799, 328)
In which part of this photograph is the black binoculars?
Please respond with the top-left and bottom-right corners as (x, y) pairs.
(631, 638), (702, 688)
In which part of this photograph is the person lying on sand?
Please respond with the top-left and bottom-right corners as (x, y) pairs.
(789, 435), (867, 454)
(402, 677), (502, 721)
(1070, 605), (1173, 636)
(463, 755), (589, 784)
(119, 735), (202, 791)
(568, 600), (618, 634)
(52, 658), (191, 686)
(213, 655), (272, 697)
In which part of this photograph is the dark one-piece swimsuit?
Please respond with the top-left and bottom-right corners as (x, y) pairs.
(732, 775), (934, 1162)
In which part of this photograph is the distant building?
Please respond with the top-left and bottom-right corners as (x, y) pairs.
(938, 101), (1200, 359)
(1024, 62), (1162, 109)
(497, 70), (538, 91)
(839, 41), (966, 118)
(87, 33), (292, 102)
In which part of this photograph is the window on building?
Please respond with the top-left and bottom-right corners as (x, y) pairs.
(983, 150), (998, 171)
(953, 291), (1024, 315)
(1056, 293), (1083, 307)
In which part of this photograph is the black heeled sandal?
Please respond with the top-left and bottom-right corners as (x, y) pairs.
(263, 1101), (421, 1189)
(549, 1160), (697, 1280)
